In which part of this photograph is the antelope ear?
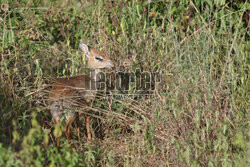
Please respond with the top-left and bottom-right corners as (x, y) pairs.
(79, 42), (90, 58)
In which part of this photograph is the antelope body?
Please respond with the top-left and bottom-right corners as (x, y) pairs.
(49, 42), (114, 149)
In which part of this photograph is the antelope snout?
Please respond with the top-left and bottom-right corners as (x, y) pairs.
(107, 60), (114, 68)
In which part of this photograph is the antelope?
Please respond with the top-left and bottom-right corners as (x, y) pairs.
(49, 42), (114, 149)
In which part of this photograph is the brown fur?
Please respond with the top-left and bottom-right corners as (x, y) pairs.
(49, 43), (114, 150)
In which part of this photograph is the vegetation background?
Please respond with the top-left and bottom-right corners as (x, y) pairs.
(0, 0), (249, 166)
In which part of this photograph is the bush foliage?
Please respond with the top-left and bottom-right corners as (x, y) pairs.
(0, 0), (249, 166)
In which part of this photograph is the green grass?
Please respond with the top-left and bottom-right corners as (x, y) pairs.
(0, 0), (249, 166)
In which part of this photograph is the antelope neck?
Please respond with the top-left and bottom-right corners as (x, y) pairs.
(89, 68), (103, 82)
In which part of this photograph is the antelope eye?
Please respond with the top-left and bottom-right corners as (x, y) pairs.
(95, 56), (103, 61)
